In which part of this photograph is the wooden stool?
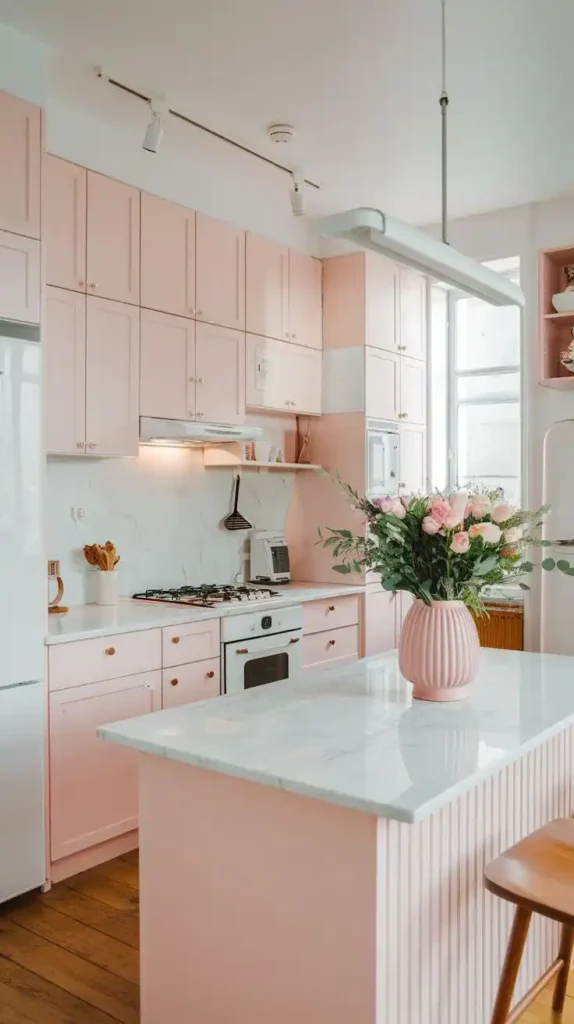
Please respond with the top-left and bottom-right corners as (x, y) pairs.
(484, 818), (574, 1024)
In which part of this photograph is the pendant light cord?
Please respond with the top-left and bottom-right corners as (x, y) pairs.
(440, 0), (449, 244)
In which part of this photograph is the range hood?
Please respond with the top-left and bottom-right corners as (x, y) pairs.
(140, 417), (264, 446)
(318, 208), (525, 308)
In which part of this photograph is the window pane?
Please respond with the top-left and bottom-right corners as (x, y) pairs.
(457, 373), (520, 400)
(455, 295), (520, 370)
(457, 401), (520, 505)
(430, 286), (448, 490)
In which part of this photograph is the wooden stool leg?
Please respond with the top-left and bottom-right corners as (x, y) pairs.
(552, 924), (574, 1013)
(490, 905), (532, 1024)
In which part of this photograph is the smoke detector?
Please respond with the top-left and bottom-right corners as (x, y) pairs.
(267, 124), (295, 144)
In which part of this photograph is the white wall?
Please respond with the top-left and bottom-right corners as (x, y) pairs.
(428, 197), (574, 650)
(0, 23), (49, 105)
(47, 447), (294, 605)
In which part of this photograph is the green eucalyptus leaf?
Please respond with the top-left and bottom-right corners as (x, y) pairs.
(557, 560), (571, 572)
(541, 557), (556, 571)
(518, 583), (531, 591)
(473, 555), (498, 576)
(332, 564), (352, 574)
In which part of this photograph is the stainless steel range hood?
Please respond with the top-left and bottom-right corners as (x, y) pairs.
(139, 417), (264, 447)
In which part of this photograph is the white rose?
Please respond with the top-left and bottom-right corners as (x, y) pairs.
(504, 526), (522, 544)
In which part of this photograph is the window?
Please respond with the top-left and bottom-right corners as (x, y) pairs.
(430, 258), (522, 505)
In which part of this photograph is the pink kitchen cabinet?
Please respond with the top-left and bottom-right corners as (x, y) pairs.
(140, 308), (195, 421)
(49, 671), (161, 862)
(365, 347), (399, 420)
(365, 254), (397, 353)
(398, 268), (426, 360)
(246, 335), (321, 415)
(302, 625), (359, 669)
(141, 192), (195, 318)
(290, 344), (322, 414)
(363, 589), (397, 657)
(195, 322), (245, 425)
(399, 355), (426, 425)
(399, 423), (426, 494)
(86, 171), (140, 306)
(85, 296), (140, 456)
(43, 156), (87, 292)
(246, 233), (289, 342)
(162, 659), (221, 709)
(45, 287), (86, 454)
(0, 230), (40, 324)
(196, 213), (245, 330)
(288, 250), (322, 349)
(0, 91), (41, 240)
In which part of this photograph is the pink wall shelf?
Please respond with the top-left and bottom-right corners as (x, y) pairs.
(539, 244), (574, 388)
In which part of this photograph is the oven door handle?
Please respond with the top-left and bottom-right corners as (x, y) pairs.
(235, 635), (301, 655)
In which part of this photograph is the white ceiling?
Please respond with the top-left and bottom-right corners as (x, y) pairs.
(1, 0), (574, 224)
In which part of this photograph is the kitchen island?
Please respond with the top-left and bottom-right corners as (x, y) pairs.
(101, 649), (574, 1024)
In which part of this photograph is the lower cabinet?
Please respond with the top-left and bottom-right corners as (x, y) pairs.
(303, 624), (359, 669)
(49, 670), (161, 862)
(363, 588), (414, 657)
(162, 658), (221, 709)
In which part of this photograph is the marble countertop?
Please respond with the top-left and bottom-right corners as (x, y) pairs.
(46, 583), (366, 644)
(100, 648), (574, 823)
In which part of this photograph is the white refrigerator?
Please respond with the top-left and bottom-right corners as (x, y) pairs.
(541, 418), (574, 655)
(0, 324), (46, 901)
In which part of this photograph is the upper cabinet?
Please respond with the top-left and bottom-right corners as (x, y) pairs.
(0, 230), (40, 324)
(398, 268), (426, 360)
(246, 233), (289, 342)
(140, 308), (194, 421)
(288, 250), (322, 349)
(141, 192), (195, 318)
(246, 335), (321, 416)
(44, 156), (87, 292)
(87, 172), (140, 306)
(0, 92), (41, 240)
(85, 296), (140, 456)
(365, 347), (400, 421)
(196, 213), (245, 331)
(45, 287), (86, 454)
(365, 255), (397, 353)
(195, 323), (245, 425)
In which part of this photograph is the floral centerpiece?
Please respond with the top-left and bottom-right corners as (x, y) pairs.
(319, 487), (571, 701)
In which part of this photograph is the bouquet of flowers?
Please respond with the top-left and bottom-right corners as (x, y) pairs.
(319, 486), (572, 615)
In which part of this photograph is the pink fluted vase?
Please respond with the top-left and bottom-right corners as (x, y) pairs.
(398, 599), (480, 702)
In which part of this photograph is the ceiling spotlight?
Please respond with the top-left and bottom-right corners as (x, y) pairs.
(290, 168), (305, 217)
(143, 96), (168, 154)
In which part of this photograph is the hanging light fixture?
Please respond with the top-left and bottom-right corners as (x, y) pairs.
(142, 95), (168, 154)
(317, 1), (525, 308)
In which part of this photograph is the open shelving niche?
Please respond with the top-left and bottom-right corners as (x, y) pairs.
(202, 412), (321, 471)
(539, 244), (574, 389)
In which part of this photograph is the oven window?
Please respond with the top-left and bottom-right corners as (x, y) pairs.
(244, 652), (289, 689)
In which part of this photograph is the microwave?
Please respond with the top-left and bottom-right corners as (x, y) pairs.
(250, 531), (291, 584)
(367, 420), (400, 498)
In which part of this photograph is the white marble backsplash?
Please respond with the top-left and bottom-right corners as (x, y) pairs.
(46, 446), (294, 605)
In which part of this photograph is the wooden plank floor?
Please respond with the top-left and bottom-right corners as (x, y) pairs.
(0, 848), (571, 1022)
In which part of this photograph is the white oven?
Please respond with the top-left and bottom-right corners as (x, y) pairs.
(222, 605), (303, 694)
(366, 419), (400, 498)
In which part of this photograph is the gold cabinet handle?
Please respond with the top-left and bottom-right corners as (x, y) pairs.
(169, 678), (179, 686)
(105, 647), (116, 656)
(328, 605), (335, 611)
(236, 648), (249, 654)
(289, 637), (300, 644)
(328, 639), (336, 647)
(171, 636), (180, 644)
(206, 670), (215, 678)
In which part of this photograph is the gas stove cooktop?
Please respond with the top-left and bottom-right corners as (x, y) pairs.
(132, 584), (280, 608)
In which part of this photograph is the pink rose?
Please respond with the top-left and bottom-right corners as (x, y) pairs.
(448, 490), (469, 524)
(372, 497), (395, 513)
(450, 531), (470, 554)
(428, 497), (452, 526)
(504, 526), (522, 544)
(422, 516), (440, 535)
(491, 503), (514, 525)
(444, 510), (463, 530)
(469, 522), (502, 544)
(501, 545), (520, 559)
(400, 494), (411, 509)
(390, 498), (406, 520)
(469, 494), (492, 519)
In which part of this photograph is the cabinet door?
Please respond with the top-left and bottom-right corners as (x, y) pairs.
(141, 192), (195, 318)
(87, 172), (140, 305)
(45, 287), (86, 454)
(195, 322), (245, 425)
(399, 424), (426, 494)
(162, 659), (220, 709)
(140, 308), (194, 421)
(365, 347), (399, 420)
(49, 671), (161, 861)
(364, 589), (397, 657)
(196, 213), (245, 330)
(246, 334), (283, 411)
(246, 233), (288, 342)
(399, 355), (426, 425)
(303, 625), (359, 669)
(290, 345), (322, 415)
(398, 268), (426, 360)
(0, 230), (40, 324)
(365, 253), (397, 353)
(86, 296), (140, 456)
(0, 92), (41, 239)
(288, 250), (322, 349)
(44, 156), (87, 292)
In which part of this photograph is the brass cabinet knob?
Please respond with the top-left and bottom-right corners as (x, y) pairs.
(170, 678), (179, 686)
(328, 639), (336, 647)
(206, 671), (215, 678)
(328, 605), (335, 611)
(171, 636), (180, 644)
(289, 637), (300, 644)
(105, 647), (115, 656)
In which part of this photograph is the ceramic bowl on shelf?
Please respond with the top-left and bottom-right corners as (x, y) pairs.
(552, 291), (574, 313)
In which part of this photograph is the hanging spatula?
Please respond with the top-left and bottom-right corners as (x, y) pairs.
(223, 475), (252, 531)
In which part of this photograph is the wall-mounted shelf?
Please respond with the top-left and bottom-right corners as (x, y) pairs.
(539, 376), (574, 390)
(543, 311), (574, 324)
(539, 245), (574, 384)
(204, 458), (320, 471)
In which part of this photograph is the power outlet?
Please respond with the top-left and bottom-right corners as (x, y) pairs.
(71, 506), (86, 522)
